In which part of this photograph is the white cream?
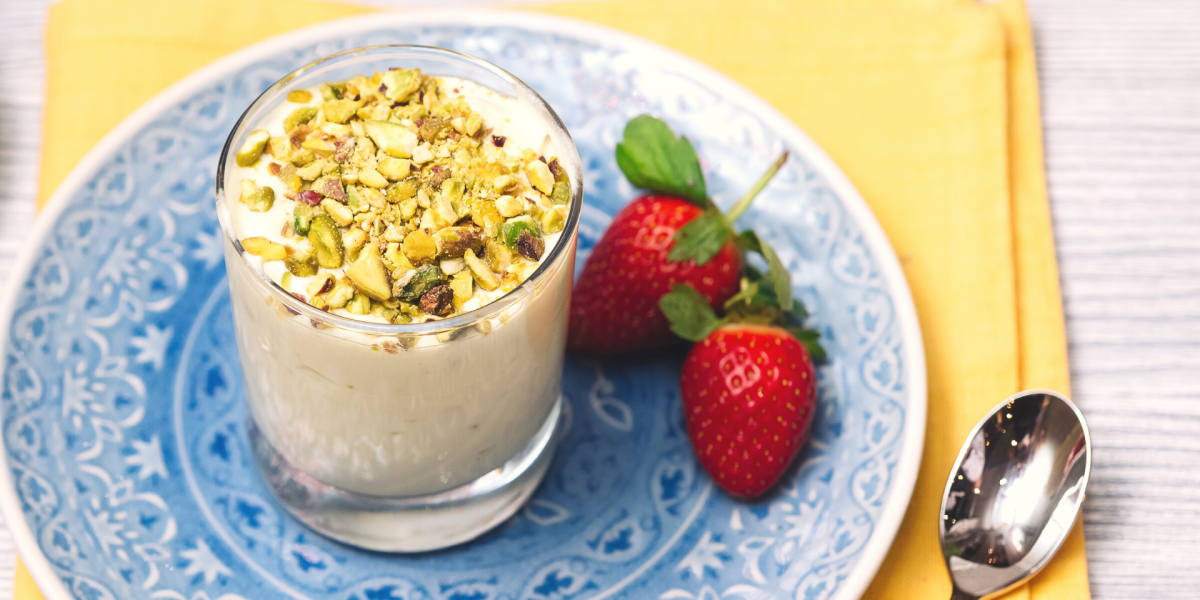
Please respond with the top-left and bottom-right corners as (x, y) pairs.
(220, 76), (576, 497)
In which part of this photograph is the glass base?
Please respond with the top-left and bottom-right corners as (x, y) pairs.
(247, 397), (563, 552)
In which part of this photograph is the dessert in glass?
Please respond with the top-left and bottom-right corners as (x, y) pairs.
(214, 45), (582, 552)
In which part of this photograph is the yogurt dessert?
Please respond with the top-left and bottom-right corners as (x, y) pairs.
(216, 49), (580, 550)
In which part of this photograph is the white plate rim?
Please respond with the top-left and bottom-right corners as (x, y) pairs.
(0, 9), (927, 600)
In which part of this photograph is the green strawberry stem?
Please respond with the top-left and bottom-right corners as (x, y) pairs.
(668, 151), (789, 265)
(725, 151), (789, 223)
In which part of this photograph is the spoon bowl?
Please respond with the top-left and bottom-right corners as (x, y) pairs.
(940, 389), (1091, 600)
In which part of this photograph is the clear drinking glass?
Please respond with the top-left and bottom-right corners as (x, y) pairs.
(214, 45), (582, 552)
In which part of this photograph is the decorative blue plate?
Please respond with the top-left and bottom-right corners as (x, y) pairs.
(0, 11), (925, 600)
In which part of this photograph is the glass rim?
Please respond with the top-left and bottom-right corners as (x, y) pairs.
(215, 44), (583, 335)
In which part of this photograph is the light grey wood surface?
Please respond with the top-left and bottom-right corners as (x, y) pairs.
(1, 1), (1197, 598)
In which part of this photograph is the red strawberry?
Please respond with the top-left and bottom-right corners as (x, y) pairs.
(568, 114), (789, 355)
(681, 325), (818, 498)
(567, 195), (742, 354)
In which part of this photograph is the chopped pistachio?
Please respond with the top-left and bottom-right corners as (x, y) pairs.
(541, 206), (566, 234)
(306, 272), (334, 297)
(464, 113), (483, 137)
(284, 247), (319, 277)
(345, 243), (392, 301)
(321, 82), (345, 100)
(342, 227), (368, 259)
(376, 306), (402, 323)
(267, 136), (290, 159)
(411, 144), (434, 165)
(433, 226), (483, 258)
(382, 222), (406, 243)
(402, 229), (437, 264)
(301, 137), (337, 157)
(495, 195), (524, 218)
(241, 237), (287, 261)
(419, 285), (454, 316)
(286, 148), (318, 167)
(384, 242), (414, 272)
(307, 215), (344, 268)
(326, 277), (356, 309)
(526, 160), (554, 194)
(280, 271), (293, 289)
(236, 130), (270, 167)
(551, 180), (570, 205)
(386, 178), (419, 204)
(293, 204), (314, 236)
(516, 229), (546, 261)
(418, 116), (447, 143)
(377, 157), (411, 181)
(320, 198), (354, 227)
(359, 168), (388, 189)
(450, 270), (474, 302)
(323, 99), (363, 124)
(320, 122), (351, 138)
(274, 161), (301, 192)
(484, 239), (512, 273)
(498, 216), (540, 251)
(242, 68), (574, 321)
(345, 293), (371, 315)
(345, 185), (366, 213)
(379, 68), (422, 102)
(395, 264), (444, 302)
(360, 187), (386, 210)
(363, 120), (417, 158)
(296, 159), (325, 181)
(239, 180), (275, 212)
(399, 197), (418, 220)
(441, 257), (465, 275)
(463, 249), (500, 291)
(283, 106), (318, 132)
(430, 197), (458, 230)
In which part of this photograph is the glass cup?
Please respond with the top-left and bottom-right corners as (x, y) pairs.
(215, 46), (582, 552)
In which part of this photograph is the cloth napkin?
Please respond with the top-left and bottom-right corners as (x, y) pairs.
(23, 0), (1089, 598)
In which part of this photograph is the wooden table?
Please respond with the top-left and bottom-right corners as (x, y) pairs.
(0, 0), (1196, 597)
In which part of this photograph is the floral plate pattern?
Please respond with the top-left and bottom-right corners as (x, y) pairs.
(0, 11), (925, 600)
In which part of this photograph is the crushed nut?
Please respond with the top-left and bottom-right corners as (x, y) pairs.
(236, 130), (271, 167)
(419, 285), (454, 316)
(241, 237), (286, 261)
(516, 229), (545, 261)
(239, 67), (572, 321)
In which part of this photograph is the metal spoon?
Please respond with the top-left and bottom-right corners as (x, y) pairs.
(939, 389), (1091, 600)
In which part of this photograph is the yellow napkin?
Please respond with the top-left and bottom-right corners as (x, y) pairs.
(24, 0), (1088, 598)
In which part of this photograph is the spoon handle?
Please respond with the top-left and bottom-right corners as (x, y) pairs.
(950, 590), (978, 600)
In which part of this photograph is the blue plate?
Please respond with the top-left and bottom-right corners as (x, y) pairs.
(0, 11), (925, 600)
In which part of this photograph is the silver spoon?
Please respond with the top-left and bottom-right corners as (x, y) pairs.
(939, 389), (1091, 600)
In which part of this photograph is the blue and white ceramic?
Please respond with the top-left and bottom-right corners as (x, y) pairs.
(0, 11), (925, 600)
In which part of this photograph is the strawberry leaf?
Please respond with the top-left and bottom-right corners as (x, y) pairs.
(669, 211), (734, 265)
(616, 115), (710, 207)
(660, 284), (723, 342)
(737, 231), (793, 309)
(786, 327), (827, 361)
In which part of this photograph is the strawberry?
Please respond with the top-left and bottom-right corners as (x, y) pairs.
(660, 231), (825, 497)
(680, 325), (818, 498)
(568, 115), (787, 355)
(567, 195), (742, 354)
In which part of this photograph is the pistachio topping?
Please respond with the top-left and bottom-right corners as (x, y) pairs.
(236, 67), (572, 322)
(236, 130), (271, 167)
